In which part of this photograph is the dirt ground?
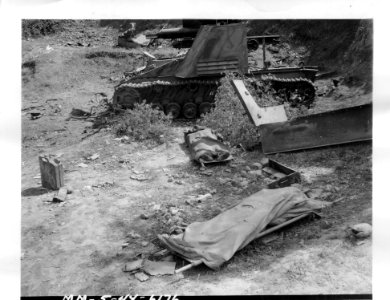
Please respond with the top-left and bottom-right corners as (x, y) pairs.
(21, 22), (372, 296)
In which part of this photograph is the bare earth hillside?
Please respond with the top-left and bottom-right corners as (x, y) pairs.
(21, 20), (372, 296)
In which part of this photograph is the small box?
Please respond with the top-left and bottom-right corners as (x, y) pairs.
(39, 154), (64, 190)
(262, 159), (300, 189)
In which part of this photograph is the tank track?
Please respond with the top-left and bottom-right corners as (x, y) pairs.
(114, 73), (316, 119)
(251, 74), (316, 108)
(113, 78), (219, 119)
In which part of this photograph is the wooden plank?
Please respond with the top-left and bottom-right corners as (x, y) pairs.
(231, 79), (287, 126)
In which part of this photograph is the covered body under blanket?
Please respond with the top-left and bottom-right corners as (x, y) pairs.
(184, 126), (233, 164)
(158, 187), (330, 269)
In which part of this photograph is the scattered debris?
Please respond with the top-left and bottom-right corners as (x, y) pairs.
(128, 230), (141, 239)
(39, 154), (64, 190)
(30, 111), (42, 120)
(196, 193), (212, 202)
(200, 169), (213, 176)
(261, 159), (300, 189)
(52, 187), (68, 202)
(152, 204), (161, 211)
(348, 223), (372, 239)
(260, 233), (279, 244)
(86, 153), (100, 161)
(143, 260), (176, 276)
(92, 181), (115, 189)
(130, 174), (150, 181)
(134, 272), (149, 282)
(123, 259), (144, 273)
(140, 213), (150, 220)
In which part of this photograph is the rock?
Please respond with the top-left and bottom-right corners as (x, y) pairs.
(260, 157), (269, 166)
(141, 241), (149, 247)
(134, 272), (149, 282)
(218, 178), (230, 185)
(122, 242), (130, 249)
(240, 170), (247, 177)
(87, 153), (100, 160)
(245, 166), (251, 171)
(320, 220), (332, 229)
(200, 170), (213, 176)
(128, 230), (141, 239)
(252, 162), (263, 169)
(83, 185), (93, 191)
(140, 213), (149, 220)
(175, 180), (183, 185)
(349, 223), (372, 239)
(168, 178), (173, 183)
(169, 207), (179, 215)
(152, 204), (161, 211)
(248, 170), (263, 177)
(78, 163), (88, 168)
(52, 187), (67, 202)
(306, 188), (324, 199)
(224, 168), (232, 173)
(197, 193), (212, 202)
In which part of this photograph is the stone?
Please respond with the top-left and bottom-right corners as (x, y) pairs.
(87, 153), (100, 160)
(349, 223), (372, 239)
(245, 166), (251, 171)
(248, 170), (263, 177)
(169, 207), (179, 215)
(134, 272), (149, 282)
(52, 187), (67, 202)
(141, 241), (149, 247)
(197, 193), (212, 202)
(140, 213), (149, 220)
(77, 163), (88, 168)
(252, 162), (263, 169)
(260, 157), (269, 166)
(128, 230), (141, 239)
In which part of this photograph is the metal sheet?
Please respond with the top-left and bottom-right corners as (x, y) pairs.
(260, 103), (372, 154)
(175, 23), (248, 78)
(231, 79), (287, 126)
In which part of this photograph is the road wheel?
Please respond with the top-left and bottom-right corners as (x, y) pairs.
(199, 102), (213, 116)
(182, 103), (197, 119)
(115, 87), (141, 109)
(165, 103), (181, 119)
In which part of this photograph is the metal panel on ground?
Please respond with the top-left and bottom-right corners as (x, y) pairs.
(259, 103), (372, 154)
(231, 79), (287, 126)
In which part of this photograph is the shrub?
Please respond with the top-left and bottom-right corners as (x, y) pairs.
(114, 101), (173, 145)
(22, 20), (65, 39)
(199, 73), (307, 148)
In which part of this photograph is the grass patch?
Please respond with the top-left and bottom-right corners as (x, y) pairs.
(113, 101), (173, 145)
(199, 73), (307, 148)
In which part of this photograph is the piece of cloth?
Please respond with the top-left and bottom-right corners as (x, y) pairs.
(184, 126), (232, 164)
(158, 187), (330, 270)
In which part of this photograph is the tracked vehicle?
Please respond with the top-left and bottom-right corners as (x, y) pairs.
(113, 23), (318, 119)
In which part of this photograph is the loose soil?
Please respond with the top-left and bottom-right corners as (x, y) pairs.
(21, 21), (372, 296)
